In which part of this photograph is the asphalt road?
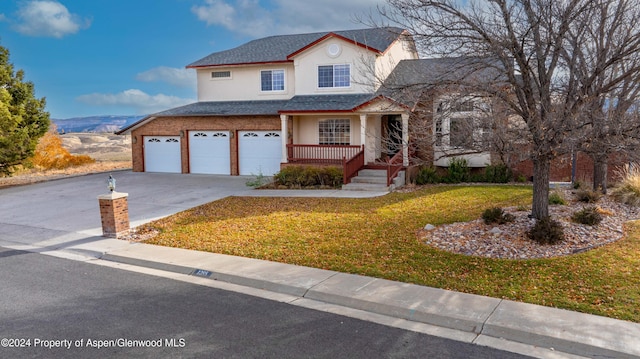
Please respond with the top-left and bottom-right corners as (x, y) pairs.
(0, 248), (534, 359)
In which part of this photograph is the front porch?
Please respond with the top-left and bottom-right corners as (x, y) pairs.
(284, 143), (405, 187)
(277, 95), (411, 187)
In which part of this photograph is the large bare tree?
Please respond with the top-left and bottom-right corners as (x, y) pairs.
(377, 0), (640, 219)
(562, 0), (640, 193)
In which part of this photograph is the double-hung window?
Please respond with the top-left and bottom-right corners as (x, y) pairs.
(261, 70), (285, 91)
(319, 119), (350, 145)
(318, 64), (350, 88)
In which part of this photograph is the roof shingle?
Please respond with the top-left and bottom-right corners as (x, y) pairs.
(188, 27), (405, 68)
(281, 94), (376, 112)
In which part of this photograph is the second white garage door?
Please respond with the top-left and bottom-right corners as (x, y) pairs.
(189, 131), (230, 174)
(239, 131), (282, 176)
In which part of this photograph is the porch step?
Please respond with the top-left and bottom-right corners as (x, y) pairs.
(342, 169), (405, 192)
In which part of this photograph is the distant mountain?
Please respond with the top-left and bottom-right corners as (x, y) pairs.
(52, 115), (145, 133)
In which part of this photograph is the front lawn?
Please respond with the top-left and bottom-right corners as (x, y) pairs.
(142, 185), (640, 322)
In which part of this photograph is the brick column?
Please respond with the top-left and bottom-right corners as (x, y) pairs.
(98, 192), (130, 238)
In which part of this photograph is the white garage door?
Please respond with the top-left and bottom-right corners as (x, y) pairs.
(239, 131), (282, 176)
(189, 131), (230, 174)
(144, 136), (181, 173)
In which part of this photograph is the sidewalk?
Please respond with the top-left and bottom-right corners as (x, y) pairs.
(64, 238), (638, 359)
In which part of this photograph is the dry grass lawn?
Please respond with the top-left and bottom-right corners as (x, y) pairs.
(141, 185), (640, 323)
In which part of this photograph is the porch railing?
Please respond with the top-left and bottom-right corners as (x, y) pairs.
(286, 144), (365, 184)
(386, 150), (404, 186)
(343, 145), (365, 184)
(287, 144), (363, 164)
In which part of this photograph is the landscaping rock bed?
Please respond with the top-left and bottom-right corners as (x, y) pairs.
(419, 189), (640, 259)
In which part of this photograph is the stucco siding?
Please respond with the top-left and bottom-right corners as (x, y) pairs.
(374, 37), (418, 90)
(196, 64), (295, 101)
(292, 38), (377, 95)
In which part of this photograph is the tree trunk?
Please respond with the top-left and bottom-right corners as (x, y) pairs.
(531, 157), (550, 220)
(593, 155), (608, 194)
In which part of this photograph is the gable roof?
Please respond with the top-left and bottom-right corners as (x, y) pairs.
(187, 27), (406, 68)
(378, 57), (507, 107)
(382, 57), (505, 89)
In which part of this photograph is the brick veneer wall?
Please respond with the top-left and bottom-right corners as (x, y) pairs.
(511, 152), (630, 183)
(98, 192), (129, 238)
(130, 115), (281, 175)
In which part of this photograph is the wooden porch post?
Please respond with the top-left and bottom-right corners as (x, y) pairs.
(360, 114), (368, 163)
(402, 113), (409, 166)
(280, 114), (288, 163)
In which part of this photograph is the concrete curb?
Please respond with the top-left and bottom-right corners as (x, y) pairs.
(99, 243), (640, 359)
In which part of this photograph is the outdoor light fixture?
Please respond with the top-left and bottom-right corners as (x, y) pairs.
(107, 174), (116, 192)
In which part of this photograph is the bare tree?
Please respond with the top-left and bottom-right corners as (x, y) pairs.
(376, 0), (639, 219)
(561, 0), (640, 193)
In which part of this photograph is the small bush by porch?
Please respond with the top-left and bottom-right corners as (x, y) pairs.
(269, 165), (343, 189)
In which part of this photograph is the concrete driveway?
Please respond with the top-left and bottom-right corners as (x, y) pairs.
(0, 170), (384, 256)
(0, 171), (255, 253)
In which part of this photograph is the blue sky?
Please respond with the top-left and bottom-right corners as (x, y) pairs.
(0, 0), (386, 119)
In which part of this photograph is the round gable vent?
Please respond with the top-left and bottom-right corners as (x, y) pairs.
(326, 43), (342, 58)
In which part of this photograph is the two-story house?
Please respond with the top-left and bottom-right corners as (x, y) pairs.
(118, 27), (494, 184)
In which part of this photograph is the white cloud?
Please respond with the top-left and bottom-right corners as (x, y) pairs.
(14, 1), (90, 38)
(191, 0), (386, 37)
(76, 89), (195, 115)
(0, 14), (6, 22)
(136, 67), (197, 88)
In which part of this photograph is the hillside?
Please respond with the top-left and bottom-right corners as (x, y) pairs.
(52, 115), (144, 133)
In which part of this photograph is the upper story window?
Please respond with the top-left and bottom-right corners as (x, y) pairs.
(261, 70), (285, 91)
(318, 64), (350, 88)
(319, 119), (350, 145)
(211, 71), (231, 79)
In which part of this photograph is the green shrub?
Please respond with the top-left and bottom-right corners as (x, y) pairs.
(273, 166), (302, 187)
(315, 166), (343, 187)
(575, 188), (601, 203)
(481, 207), (515, 225)
(549, 191), (567, 205)
(484, 163), (512, 183)
(245, 171), (268, 188)
(273, 166), (342, 188)
(443, 157), (470, 183)
(527, 216), (565, 245)
(469, 173), (486, 183)
(572, 206), (603, 226)
(415, 165), (440, 185)
(516, 174), (528, 183)
(611, 164), (640, 206)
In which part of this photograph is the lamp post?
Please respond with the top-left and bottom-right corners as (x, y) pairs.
(107, 174), (116, 192)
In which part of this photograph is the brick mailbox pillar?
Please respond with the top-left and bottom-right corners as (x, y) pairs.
(98, 192), (130, 238)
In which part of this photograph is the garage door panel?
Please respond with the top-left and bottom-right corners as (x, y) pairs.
(189, 131), (230, 175)
(144, 136), (181, 173)
(239, 131), (281, 176)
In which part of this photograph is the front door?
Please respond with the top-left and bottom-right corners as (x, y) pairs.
(384, 115), (403, 157)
